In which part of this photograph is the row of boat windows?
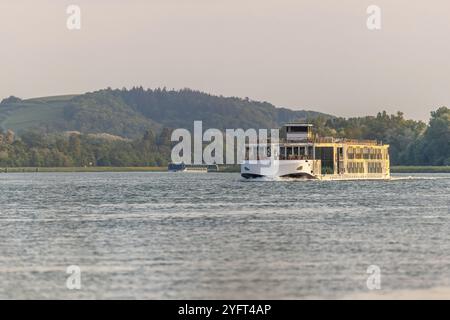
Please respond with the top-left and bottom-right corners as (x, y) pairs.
(347, 148), (386, 160)
(244, 146), (314, 160)
(279, 146), (314, 160)
(368, 162), (383, 173)
(244, 146), (388, 161)
(347, 162), (383, 174)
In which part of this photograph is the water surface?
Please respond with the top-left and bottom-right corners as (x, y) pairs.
(0, 172), (449, 299)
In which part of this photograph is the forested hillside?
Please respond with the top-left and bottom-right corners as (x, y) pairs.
(0, 88), (449, 167)
(0, 88), (329, 137)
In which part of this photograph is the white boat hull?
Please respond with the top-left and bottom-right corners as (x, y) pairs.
(241, 160), (316, 179)
(240, 160), (390, 180)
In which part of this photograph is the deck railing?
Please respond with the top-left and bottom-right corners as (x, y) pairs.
(269, 137), (381, 146)
(279, 155), (314, 160)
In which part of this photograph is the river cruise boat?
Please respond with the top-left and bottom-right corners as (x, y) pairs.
(168, 163), (218, 173)
(241, 123), (390, 180)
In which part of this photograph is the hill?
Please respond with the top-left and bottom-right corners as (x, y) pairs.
(0, 88), (331, 138)
(0, 89), (448, 166)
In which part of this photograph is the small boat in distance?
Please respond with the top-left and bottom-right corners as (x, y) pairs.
(168, 162), (218, 173)
(241, 123), (390, 180)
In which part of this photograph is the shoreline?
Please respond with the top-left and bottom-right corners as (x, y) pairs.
(390, 166), (450, 173)
(0, 166), (167, 173)
(0, 165), (449, 174)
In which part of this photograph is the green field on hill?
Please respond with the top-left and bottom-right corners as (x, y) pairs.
(0, 95), (78, 134)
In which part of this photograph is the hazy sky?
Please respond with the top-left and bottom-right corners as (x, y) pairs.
(1, 0), (449, 120)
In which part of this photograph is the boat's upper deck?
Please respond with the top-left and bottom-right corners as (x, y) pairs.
(244, 123), (389, 161)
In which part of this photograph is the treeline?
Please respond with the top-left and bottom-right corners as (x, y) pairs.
(108, 87), (330, 131)
(0, 129), (172, 167)
(0, 107), (448, 167)
(310, 107), (450, 165)
(59, 87), (329, 138)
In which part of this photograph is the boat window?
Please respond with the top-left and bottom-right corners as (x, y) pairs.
(363, 148), (370, 159)
(347, 147), (354, 159)
(287, 147), (293, 156)
(300, 146), (305, 155)
(288, 126), (308, 133)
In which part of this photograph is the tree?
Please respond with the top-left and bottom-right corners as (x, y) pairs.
(420, 107), (450, 165)
(68, 134), (82, 164)
(5, 130), (15, 144)
(0, 96), (22, 104)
